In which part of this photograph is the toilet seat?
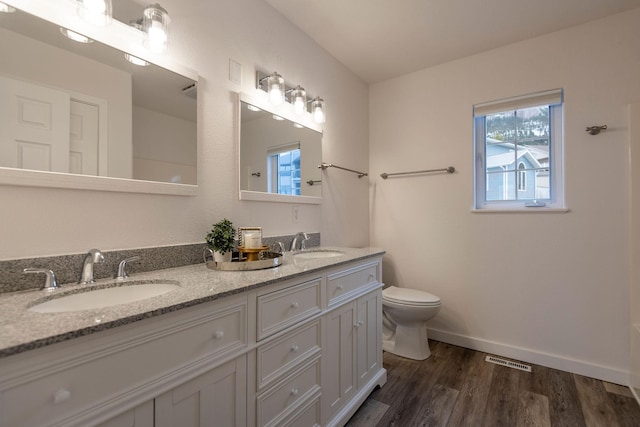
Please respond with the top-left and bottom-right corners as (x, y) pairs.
(382, 286), (441, 307)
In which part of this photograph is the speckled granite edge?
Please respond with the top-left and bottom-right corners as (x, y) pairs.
(0, 233), (320, 294)
(0, 246), (384, 358)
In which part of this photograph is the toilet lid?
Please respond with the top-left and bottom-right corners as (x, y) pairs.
(383, 286), (440, 306)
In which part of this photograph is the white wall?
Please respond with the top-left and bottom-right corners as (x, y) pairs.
(0, 0), (369, 260)
(370, 9), (640, 383)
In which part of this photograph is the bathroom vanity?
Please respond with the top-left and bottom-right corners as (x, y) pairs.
(0, 248), (386, 427)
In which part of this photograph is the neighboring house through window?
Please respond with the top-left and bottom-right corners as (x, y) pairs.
(267, 142), (301, 196)
(474, 89), (564, 210)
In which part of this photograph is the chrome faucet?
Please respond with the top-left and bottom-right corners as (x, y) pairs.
(114, 256), (140, 280)
(290, 232), (310, 252)
(23, 268), (60, 291)
(79, 249), (104, 285)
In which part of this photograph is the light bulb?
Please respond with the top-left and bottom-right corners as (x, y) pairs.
(266, 72), (285, 105)
(77, 0), (112, 26)
(143, 4), (170, 53)
(291, 85), (307, 115)
(311, 97), (326, 124)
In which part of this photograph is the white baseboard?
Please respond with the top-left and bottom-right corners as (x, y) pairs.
(428, 328), (629, 386)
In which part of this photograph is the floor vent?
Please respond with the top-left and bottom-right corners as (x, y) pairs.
(485, 355), (532, 372)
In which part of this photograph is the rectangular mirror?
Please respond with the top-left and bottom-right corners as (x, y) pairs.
(0, 1), (197, 195)
(239, 93), (322, 204)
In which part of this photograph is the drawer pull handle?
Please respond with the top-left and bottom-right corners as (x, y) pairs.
(53, 389), (71, 404)
(213, 330), (225, 339)
(291, 387), (299, 396)
(291, 345), (300, 353)
(336, 285), (344, 291)
(290, 301), (299, 309)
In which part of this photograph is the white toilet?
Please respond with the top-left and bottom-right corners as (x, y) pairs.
(382, 285), (441, 360)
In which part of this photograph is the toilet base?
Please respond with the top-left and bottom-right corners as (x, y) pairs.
(382, 323), (431, 360)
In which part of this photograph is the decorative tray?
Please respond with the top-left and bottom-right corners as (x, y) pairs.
(205, 251), (283, 271)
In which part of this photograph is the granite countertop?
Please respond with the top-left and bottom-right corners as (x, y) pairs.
(0, 247), (384, 358)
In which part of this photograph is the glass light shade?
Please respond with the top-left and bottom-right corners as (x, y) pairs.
(267, 72), (285, 105)
(0, 2), (16, 13)
(290, 85), (307, 115)
(60, 28), (93, 43)
(247, 104), (261, 112)
(77, 0), (112, 26)
(311, 97), (326, 123)
(143, 4), (170, 53)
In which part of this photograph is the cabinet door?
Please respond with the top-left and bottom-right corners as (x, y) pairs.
(155, 356), (247, 427)
(323, 302), (357, 419)
(96, 401), (154, 427)
(356, 290), (383, 389)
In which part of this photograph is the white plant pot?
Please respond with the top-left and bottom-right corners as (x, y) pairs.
(214, 251), (232, 263)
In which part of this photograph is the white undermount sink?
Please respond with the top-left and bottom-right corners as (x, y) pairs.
(29, 282), (180, 313)
(293, 250), (345, 260)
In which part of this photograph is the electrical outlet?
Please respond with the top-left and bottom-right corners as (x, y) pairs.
(292, 205), (300, 223)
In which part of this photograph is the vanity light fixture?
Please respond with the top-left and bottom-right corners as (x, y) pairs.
(143, 3), (170, 53)
(310, 97), (326, 124)
(60, 28), (93, 43)
(77, 0), (113, 26)
(289, 85), (307, 115)
(0, 2), (15, 13)
(256, 70), (326, 124)
(264, 72), (285, 105)
(124, 53), (149, 66)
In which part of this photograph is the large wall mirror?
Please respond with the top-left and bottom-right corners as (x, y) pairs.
(239, 93), (322, 204)
(0, 0), (197, 195)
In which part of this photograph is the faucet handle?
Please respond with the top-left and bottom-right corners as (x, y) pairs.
(115, 256), (140, 280)
(23, 268), (60, 291)
(270, 241), (286, 254)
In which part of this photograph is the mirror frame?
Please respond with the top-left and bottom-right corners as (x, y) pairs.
(238, 92), (323, 205)
(0, 0), (198, 196)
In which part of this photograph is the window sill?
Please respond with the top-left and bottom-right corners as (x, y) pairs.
(471, 208), (569, 214)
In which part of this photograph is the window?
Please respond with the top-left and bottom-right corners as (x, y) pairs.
(474, 89), (564, 210)
(267, 142), (301, 196)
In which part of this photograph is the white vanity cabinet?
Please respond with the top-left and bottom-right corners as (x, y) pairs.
(322, 262), (384, 426)
(0, 254), (385, 427)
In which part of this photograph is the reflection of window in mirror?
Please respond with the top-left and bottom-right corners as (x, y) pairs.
(267, 142), (300, 195)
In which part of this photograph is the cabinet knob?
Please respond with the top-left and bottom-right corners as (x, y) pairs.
(336, 285), (344, 291)
(354, 320), (364, 328)
(291, 345), (299, 353)
(213, 330), (225, 339)
(53, 388), (71, 404)
(368, 274), (375, 281)
(291, 387), (299, 396)
(290, 301), (299, 309)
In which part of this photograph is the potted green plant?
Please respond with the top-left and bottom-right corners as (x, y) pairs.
(206, 218), (235, 262)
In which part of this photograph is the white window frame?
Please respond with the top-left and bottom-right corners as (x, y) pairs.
(473, 89), (565, 211)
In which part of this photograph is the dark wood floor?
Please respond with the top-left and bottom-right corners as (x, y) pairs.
(346, 340), (640, 427)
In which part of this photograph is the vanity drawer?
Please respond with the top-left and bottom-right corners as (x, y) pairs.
(257, 278), (322, 340)
(257, 357), (321, 427)
(257, 319), (321, 390)
(0, 298), (248, 427)
(328, 262), (380, 306)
